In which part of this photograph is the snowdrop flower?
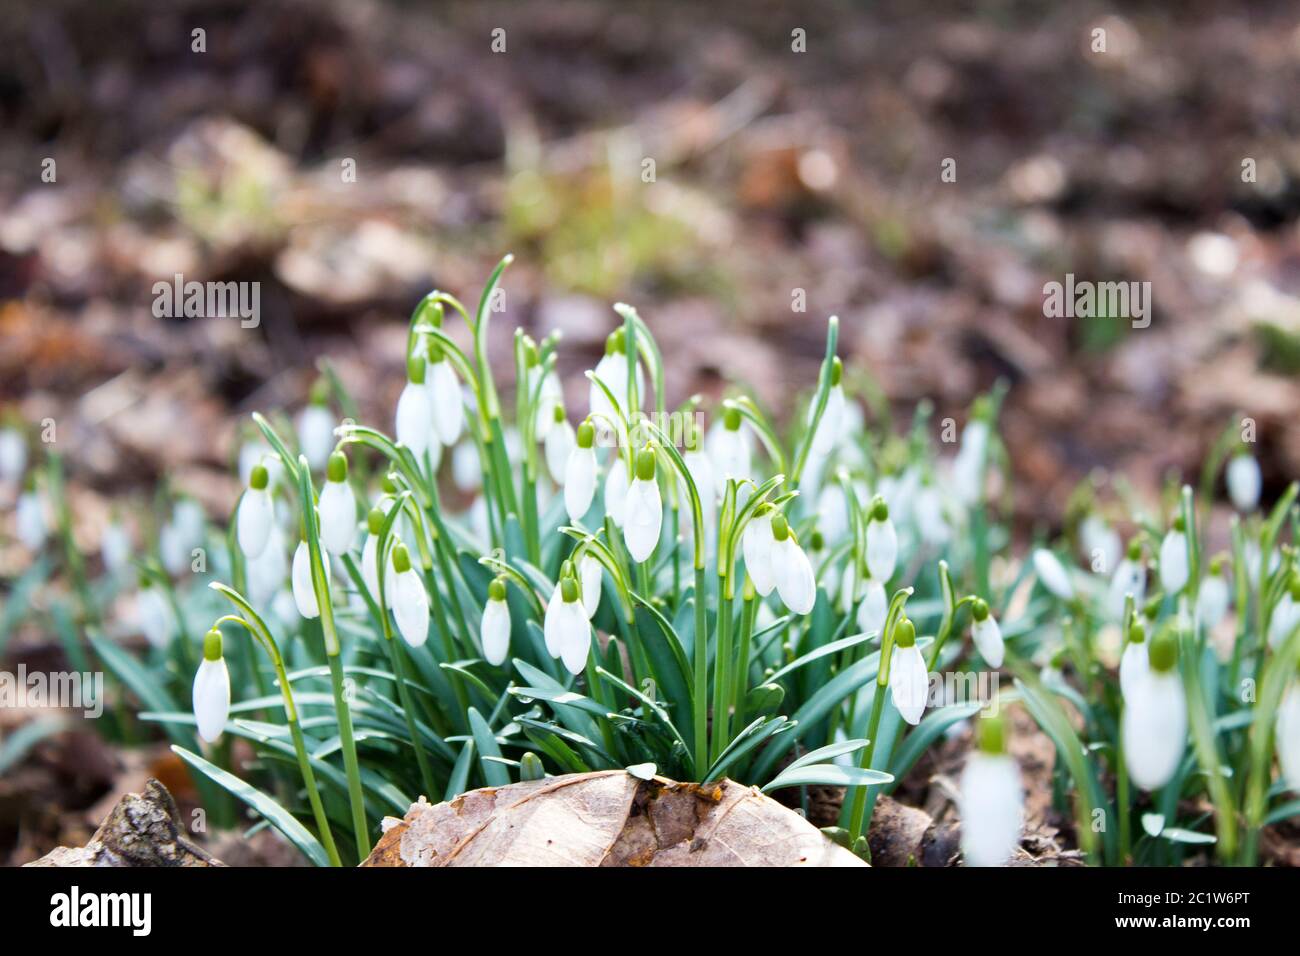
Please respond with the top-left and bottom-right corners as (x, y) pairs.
(579, 552), (603, 618)
(296, 386), (336, 471)
(865, 497), (897, 582)
(101, 519), (130, 575)
(452, 441), (481, 493)
(160, 499), (204, 575)
(589, 328), (644, 420)
(623, 448), (663, 563)
(1107, 540), (1146, 621)
(952, 415), (990, 506)
(425, 342), (464, 446)
(0, 425), (26, 486)
(135, 578), (174, 649)
(291, 539), (330, 619)
(481, 577), (511, 665)
(361, 508), (395, 607)
(914, 484), (949, 547)
(565, 421), (598, 521)
(889, 617), (929, 725)
(1270, 577), (1300, 648)
(1226, 452), (1261, 512)
(247, 524), (288, 607)
(856, 577), (887, 636)
(1119, 620), (1149, 699)
(1277, 682), (1300, 793)
(1196, 557), (1230, 630)
(1033, 549), (1074, 601)
(970, 598), (1004, 668)
(238, 439), (272, 486)
(604, 455), (630, 527)
(1080, 514), (1120, 575)
(769, 513), (816, 615)
(817, 483), (849, 545)
(271, 588), (299, 629)
(743, 508), (777, 596)
(810, 358), (845, 456)
(708, 406), (751, 490)
(544, 406), (575, 485)
(396, 356), (437, 461)
(15, 481), (46, 551)
(535, 366), (564, 440)
(682, 425), (716, 529)
(545, 574), (591, 675)
(1122, 628), (1187, 792)
(1158, 517), (1189, 595)
(193, 628), (231, 744)
(959, 712), (1023, 867)
(390, 544), (429, 648)
(237, 464), (274, 559)
(318, 452), (358, 555)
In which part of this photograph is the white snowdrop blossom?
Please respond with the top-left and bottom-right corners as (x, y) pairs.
(426, 347), (464, 446)
(136, 582), (174, 649)
(564, 422), (598, 521)
(1118, 623), (1149, 699)
(544, 410), (575, 485)
(291, 539), (330, 620)
(623, 448), (663, 563)
(1196, 564), (1230, 630)
(1107, 544), (1146, 621)
(545, 576), (591, 675)
(889, 618), (928, 725)
(743, 510), (777, 596)
(683, 437), (716, 533)
(865, 498), (897, 582)
(1226, 453), (1261, 512)
(193, 628), (231, 744)
(16, 487), (47, 551)
(361, 508), (397, 607)
(959, 714), (1023, 867)
(769, 514), (816, 615)
(604, 455), (630, 527)
(914, 484), (950, 547)
(579, 552), (603, 619)
(481, 578), (511, 665)
(1277, 683), (1300, 794)
(1122, 630), (1187, 792)
(237, 464), (274, 559)
(708, 407), (751, 490)
(810, 359), (845, 456)
(1270, 582), (1300, 648)
(856, 577), (887, 636)
(535, 368), (564, 440)
(0, 427), (26, 485)
(1033, 549), (1074, 601)
(391, 544), (429, 648)
(318, 452), (358, 555)
(952, 418), (990, 506)
(101, 520), (131, 575)
(589, 329), (644, 421)
(1080, 514), (1120, 574)
(452, 440), (481, 493)
(247, 524), (288, 607)
(296, 398), (336, 472)
(1158, 520), (1190, 595)
(970, 600), (1004, 668)
(396, 356), (436, 459)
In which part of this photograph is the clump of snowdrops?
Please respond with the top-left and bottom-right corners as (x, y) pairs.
(4, 256), (1298, 868)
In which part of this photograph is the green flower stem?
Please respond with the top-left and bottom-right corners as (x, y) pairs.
(789, 315), (839, 486)
(712, 588), (733, 763)
(1240, 617), (1300, 864)
(209, 602), (341, 867)
(925, 560), (976, 672)
(1180, 624), (1237, 861)
(1117, 730), (1132, 865)
(326, 653), (369, 857)
(731, 583), (757, 731)
(693, 564), (709, 779)
(48, 454), (97, 629)
(847, 587), (912, 843)
(384, 631), (441, 802)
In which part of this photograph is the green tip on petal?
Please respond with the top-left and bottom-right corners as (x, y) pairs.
(635, 447), (656, 481)
(770, 513), (790, 542)
(977, 711), (1006, 755)
(407, 354), (426, 385)
(576, 421), (594, 448)
(830, 356), (843, 386)
(723, 405), (741, 431)
(1148, 626), (1178, 672)
(971, 597), (989, 622)
(553, 403), (566, 424)
(326, 451), (348, 483)
(249, 463), (269, 490)
(1128, 619), (1146, 645)
(871, 497), (889, 522)
(393, 544), (412, 574)
(561, 577), (579, 603)
(367, 508), (385, 535)
(894, 617), (916, 648)
(203, 627), (223, 662)
(489, 577), (507, 602)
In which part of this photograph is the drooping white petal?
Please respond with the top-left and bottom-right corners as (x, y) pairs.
(1270, 593), (1300, 648)
(866, 518), (898, 582)
(361, 533), (397, 608)
(972, 615), (1005, 668)
(623, 476), (663, 563)
(536, 370), (563, 439)
(101, 522), (131, 575)
(1159, 530), (1189, 595)
(817, 484), (849, 544)
(247, 525), (288, 607)
(836, 560), (857, 616)
(856, 579), (887, 636)
(1277, 685), (1300, 793)
(1080, 515), (1121, 575)
(559, 601), (591, 676)
(1119, 640), (1149, 699)
(297, 405), (336, 471)
(545, 420), (575, 486)
(683, 449), (716, 518)
(237, 487), (274, 559)
(1122, 669), (1187, 791)
(959, 752), (1023, 867)
(579, 553), (603, 619)
(136, 587), (173, 649)
(318, 479), (358, 555)
(1033, 549), (1074, 600)
(158, 520), (188, 575)
(811, 384), (846, 455)
(773, 536), (816, 615)
(1196, 575), (1230, 630)
(565, 446), (598, 521)
(742, 517), (776, 596)
(481, 597), (511, 665)
(915, 486), (950, 547)
(952, 420), (989, 506)
(291, 540), (330, 619)
(15, 492), (46, 551)
(452, 441), (481, 492)
(393, 569), (429, 648)
(1226, 454), (1261, 512)
(427, 359), (464, 445)
(890, 644), (930, 725)
(543, 583), (565, 658)
(193, 658), (231, 743)
(604, 457), (630, 527)
(708, 425), (752, 490)
(1107, 558), (1146, 621)
(395, 382), (433, 457)
(0, 428), (27, 485)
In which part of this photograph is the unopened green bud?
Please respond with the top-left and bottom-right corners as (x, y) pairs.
(1148, 627), (1177, 673)
(407, 354), (426, 385)
(830, 356), (843, 386)
(635, 448), (656, 482)
(367, 508), (385, 536)
(894, 617), (916, 648)
(326, 452), (347, 483)
(561, 577), (578, 603)
(203, 627), (223, 662)
(723, 405), (741, 431)
(519, 752), (545, 781)
(489, 577), (507, 602)
(393, 544), (412, 574)
(576, 421), (595, 448)
(871, 497), (889, 522)
(249, 464), (269, 491)
(971, 598), (990, 622)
